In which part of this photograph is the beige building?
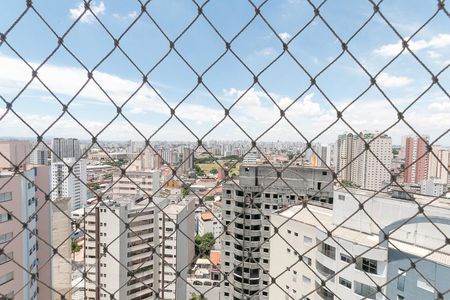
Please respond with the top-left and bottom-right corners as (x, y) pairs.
(112, 169), (161, 198)
(336, 132), (392, 191)
(0, 164), (50, 300)
(0, 140), (31, 169)
(50, 197), (72, 300)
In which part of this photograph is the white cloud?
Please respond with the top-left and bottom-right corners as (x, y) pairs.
(426, 50), (442, 59)
(428, 101), (450, 112)
(69, 1), (106, 24)
(376, 72), (413, 88)
(254, 47), (277, 57)
(279, 32), (292, 42)
(0, 55), (447, 142)
(112, 11), (138, 21)
(373, 33), (450, 57)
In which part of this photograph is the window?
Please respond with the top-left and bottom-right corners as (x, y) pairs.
(356, 258), (377, 274)
(338, 194), (345, 200)
(0, 272), (13, 286)
(397, 295), (404, 300)
(303, 256), (312, 266)
(0, 252), (13, 265)
(303, 236), (312, 244)
(0, 192), (12, 203)
(417, 278), (434, 293)
(287, 230), (291, 234)
(354, 281), (376, 299)
(397, 269), (405, 291)
(0, 232), (13, 244)
(0, 213), (11, 223)
(340, 253), (352, 263)
(302, 276), (311, 284)
(339, 277), (352, 289)
(318, 242), (336, 259)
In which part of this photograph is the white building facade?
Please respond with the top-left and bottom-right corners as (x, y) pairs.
(158, 200), (195, 300)
(269, 188), (450, 300)
(51, 157), (87, 211)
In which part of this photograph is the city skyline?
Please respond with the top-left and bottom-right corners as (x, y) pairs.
(0, 1), (448, 143)
(0, 1), (448, 300)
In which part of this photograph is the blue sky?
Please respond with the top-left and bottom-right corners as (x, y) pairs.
(0, 0), (448, 144)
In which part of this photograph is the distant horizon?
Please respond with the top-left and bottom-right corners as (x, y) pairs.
(0, 134), (448, 147)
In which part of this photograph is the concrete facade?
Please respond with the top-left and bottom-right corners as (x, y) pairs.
(269, 188), (450, 300)
(51, 158), (87, 211)
(221, 165), (334, 300)
(112, 169), (161, 198)
(0, 165), (50, 300)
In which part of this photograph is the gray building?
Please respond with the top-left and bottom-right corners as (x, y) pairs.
(221, 165), (333, 300)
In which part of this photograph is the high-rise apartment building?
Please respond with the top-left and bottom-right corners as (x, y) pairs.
(404, 135), (429, 184)
(221, 165), (334, 300)
(336, 133), (358, 181)
(178, 147), (194, 175)
(51, 138), (81, 162)
(336, 132), (392, 190)
(83, 198), (166, 300)
(51, 157), (87, 211)
(0, 165), (50, 300)
(30, 143), (49, 166)
(269, 188), (450, 300)
(82, 197), (194, 300)
(427, 146), (449, 184)
(158, 200), (195, 300)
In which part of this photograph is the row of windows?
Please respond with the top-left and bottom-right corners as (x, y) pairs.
(0, 192), (12, 203)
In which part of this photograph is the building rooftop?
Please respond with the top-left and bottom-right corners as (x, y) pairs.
(201, 212), (213, 221)
(210, 250), (221, 265)
(336, 186), (450, 210)
(276, 204), (450, 266)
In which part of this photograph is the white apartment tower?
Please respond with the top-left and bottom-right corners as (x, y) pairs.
(83, 198), (166, 300)
(336, 132), (392, 191)
(221, 165), (334, 300)
(82, 197), (194, 300)
(51, 138), (87, 211)
(158, 200), (195, 300)
(269, 188), (450, 300)
(51, 157), (87, 211)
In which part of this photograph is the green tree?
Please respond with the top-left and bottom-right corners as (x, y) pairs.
(204, 195), (215, 201)
(190, 293), (207, 300)
(182, 185), (191, 197)
(195, 165), (205, 177)
(87, 182), (100, 190)
(195, 233), (215, 257)
(341, 179), (355, 187)
(210, 168), (218, 175)
(71, 240), (81, 253)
